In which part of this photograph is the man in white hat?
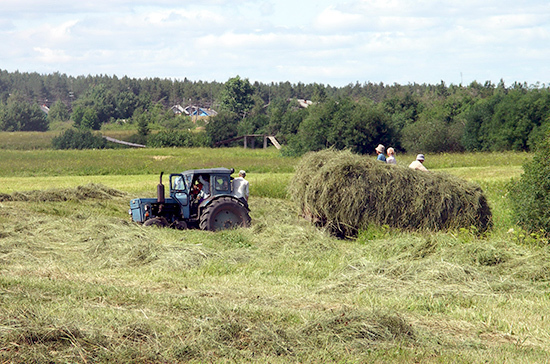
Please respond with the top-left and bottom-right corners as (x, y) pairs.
(233, 170), (249, 207)
(375, 144), (386, 162)
(409, 154), (428, 171)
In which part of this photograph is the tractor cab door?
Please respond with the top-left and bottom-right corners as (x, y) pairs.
(170, 174), (190, 212)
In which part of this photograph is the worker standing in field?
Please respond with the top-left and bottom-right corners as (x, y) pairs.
(386, 147), (396, 164)
(375, 144), (386, 162)
(233, 170), (249, 207)
(409, 154), (428, 171)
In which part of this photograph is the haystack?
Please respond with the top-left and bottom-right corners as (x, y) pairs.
(289, 149), (492, 237)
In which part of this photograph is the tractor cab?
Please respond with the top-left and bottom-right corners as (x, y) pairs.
(169, 168), (236, 219)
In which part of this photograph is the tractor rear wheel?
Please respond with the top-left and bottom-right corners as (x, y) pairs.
(143, 217), (168, 227)
(199, 197), (251, 231)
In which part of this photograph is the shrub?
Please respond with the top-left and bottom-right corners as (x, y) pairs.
(51, 128), (107, 149)
(146, 130), (210, 148)
(508, 134), (550, 234)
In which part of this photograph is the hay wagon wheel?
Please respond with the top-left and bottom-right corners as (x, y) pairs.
(199, 197), (250, 231)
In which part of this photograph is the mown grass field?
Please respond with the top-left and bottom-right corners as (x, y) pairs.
(2, 145), (549, 363)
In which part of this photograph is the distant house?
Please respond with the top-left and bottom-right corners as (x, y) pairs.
(287, 98), (313, 108)
(40, 104), (50, 115)
(184, 106), (218, 117)
(170, 104), (185, 115)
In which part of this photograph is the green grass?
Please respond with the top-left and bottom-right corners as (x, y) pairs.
(418, 151), (531, 169)
(1, 147), (549, 363)
(0, 131), (57, 150)
(0, 147), (297, 177)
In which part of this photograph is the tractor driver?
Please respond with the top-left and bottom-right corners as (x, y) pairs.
(198, 175), (210, 200)
(190, 180), (203, 201)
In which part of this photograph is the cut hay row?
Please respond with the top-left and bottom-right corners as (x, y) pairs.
(0, 183), (125, 202)
(289, 149), (492, 237)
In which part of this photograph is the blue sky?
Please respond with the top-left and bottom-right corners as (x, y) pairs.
(1, 0), (549, 87)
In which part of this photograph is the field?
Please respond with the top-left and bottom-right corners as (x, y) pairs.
(2, 145), (549, 363)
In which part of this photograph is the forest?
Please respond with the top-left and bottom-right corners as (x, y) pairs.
(1, 69), (549, 155)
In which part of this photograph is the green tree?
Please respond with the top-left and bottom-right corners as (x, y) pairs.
(311, 83), (327, 103)
(80, 108), (100, 130)
(206, 111), (239, 146)
(277, 107), (308, 143)
(291, 99), (337, 154)
(115, 90), (140, 119)
(461, 93), (503, 151)
(0, 93), (48, 131)
(133, 108), (151, 146)
(48, 100), (70, 123)
(343, 102), (394, 155)
(401, 91), (474, 153)
(89, 83), (116, 124)
(70, 83), (116, 127)
(71, 105), (86, 128)
(219, 76), (254, 118)
(288, 97), (394, 156)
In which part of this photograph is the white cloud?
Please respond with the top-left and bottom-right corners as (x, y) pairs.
(33, 47), (74, 63)
(314, 6), (364, 31)
(259, 2), (275, 16)
(0, 0), (549, 85)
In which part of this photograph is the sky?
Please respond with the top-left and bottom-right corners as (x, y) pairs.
(1, 0), (549, 87)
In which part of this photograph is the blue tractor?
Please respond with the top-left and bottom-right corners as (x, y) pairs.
(130, 168), (250, 231)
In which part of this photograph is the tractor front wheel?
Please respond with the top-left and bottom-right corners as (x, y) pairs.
(199, 197), (251, 231)
(143, 217), (169, 228)
(173, 220), (188, 230)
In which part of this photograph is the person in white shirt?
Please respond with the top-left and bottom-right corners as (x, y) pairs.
(198, 175), (210, 200)
(386, 147), (396, 164)
(409, 154), (428, 171)
(233, 170), (249, 207)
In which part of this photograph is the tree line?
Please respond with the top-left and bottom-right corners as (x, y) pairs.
(1, 69), (549, 154)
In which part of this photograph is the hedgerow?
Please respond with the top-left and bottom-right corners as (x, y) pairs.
(146, 130), (210, 148)
(51, 128), (108, 149)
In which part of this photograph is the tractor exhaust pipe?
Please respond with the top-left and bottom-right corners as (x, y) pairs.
(157, 172), (165, 203)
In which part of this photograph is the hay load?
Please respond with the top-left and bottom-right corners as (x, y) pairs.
(288, 149), (492, 237)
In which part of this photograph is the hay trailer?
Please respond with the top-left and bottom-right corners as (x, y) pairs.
(129, 168), (250, 231)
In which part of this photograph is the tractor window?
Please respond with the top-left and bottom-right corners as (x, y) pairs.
(214, 176), (230, 192)
(171, 175), (186, 190)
